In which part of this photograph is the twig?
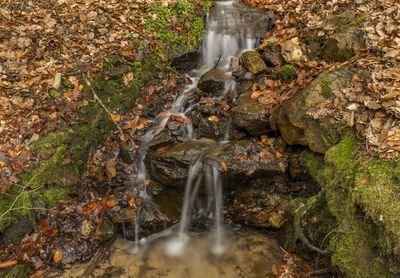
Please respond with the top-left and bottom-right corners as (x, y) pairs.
(0, 170), (43, 222)
(309, 267), (332, 276)
(293, 201), (329, 255)
(83, 234), (117, 277)
(48, 0), (124, 139)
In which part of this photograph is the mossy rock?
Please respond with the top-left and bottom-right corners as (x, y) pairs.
(279, 64), (297, 84)
(241, 51), (267, 74)
(271, 68), (356, 153)
(0, 125), (98, 231)
(299, 138), (400, 277)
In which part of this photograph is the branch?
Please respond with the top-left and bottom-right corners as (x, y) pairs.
(48, 0), (124, 139)
(294, 201), (329, 255)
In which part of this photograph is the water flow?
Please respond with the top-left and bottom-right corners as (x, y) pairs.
(130, 0), (268, 256)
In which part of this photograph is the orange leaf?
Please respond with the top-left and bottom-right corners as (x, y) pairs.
(221, 161), (227, 171)
(208, 115), (219, 122)
(83, 202), (99, 215)
(53, 250), (62, 263)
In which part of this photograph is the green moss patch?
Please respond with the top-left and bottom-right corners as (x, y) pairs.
(279, 64), (298, 84)
(299, 138), (400, 277)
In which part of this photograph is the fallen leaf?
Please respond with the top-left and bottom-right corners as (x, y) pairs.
(208, 115), (219, 122)
(53, 251), (62, 263)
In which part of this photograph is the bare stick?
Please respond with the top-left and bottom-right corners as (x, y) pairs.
(48, 0), (124, 138)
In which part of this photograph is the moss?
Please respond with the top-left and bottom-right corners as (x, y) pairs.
(0, 185), (33, 231)
(325, 137), (357, 168)
(330, 218), (393, 278)
(320, 79), (333, 99)
(338, 14), (370, 31)
(0, 124), (98, 231)
(279, 64), (298, 84)
(41, 186), (70, 207)
(300, 138), (400, 277)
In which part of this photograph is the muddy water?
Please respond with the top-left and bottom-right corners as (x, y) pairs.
(59, 229), (283, 278)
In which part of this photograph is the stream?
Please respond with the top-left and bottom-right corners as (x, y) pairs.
(61, 1), (288, 277)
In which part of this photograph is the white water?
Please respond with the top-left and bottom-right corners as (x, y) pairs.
(129, 0), (268, 256)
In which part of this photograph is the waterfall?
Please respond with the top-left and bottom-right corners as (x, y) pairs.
(129, 0), (269, 256)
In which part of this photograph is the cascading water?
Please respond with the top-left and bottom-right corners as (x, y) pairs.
(129, 0), (270, 256)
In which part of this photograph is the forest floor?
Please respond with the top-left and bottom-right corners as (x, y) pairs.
(0, 0), (399, 277)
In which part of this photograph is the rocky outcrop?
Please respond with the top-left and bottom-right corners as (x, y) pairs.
(271, 68), (357, 153)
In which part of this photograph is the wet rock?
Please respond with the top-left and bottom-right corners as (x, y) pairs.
(108, 207), (137, 223)
(241, 51), (267, 74)
(197, 68), (232, 94)
(231, 90), (272, 136)
(147, 130), (175, 151)
(1, 216), (33, 248)
(147, 139), (287, 188)
(204, 139), (288, 183)
(322, 10), (355, 31)
(228, 177), (289, 227)
(119, 143), (133, 164)
(146, 141), (211, 187)
(280, 39), (303, 63)
(0, 264), (30, 278)
(320, 16), (368, 62)
(96, 216), (116, 242)
(171, 51), (201, 72)
(271, 68), (357, 153)
(139, 189), (182, 236)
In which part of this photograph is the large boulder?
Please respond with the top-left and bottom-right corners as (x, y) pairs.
(320, 15), (368, 62)
(197, 68), (233, 94)
(271, 68), (357, 153)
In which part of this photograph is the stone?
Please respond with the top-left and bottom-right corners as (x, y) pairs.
(241, 51), (267, 74)
(52, 72), (62, 89)
(119, 142), (133, 164)
(320, 16), (368, 62)
(231, 90), (272, 136)
(280, 39), (303, 63)
(108, 207), (137, 223)
(171, 51), (201, 72)
(146, 139), (288, 188)
(146, 141), (211, 187)
(259, 39), (283, 67)
(0, 216), (33, 248)
(139, 189), (182, 236)
(271, 68), (357, 153)
(203, 139), (288, 183)
(197, 68), (232, 94)
(322, 10), (356, 31)
(96, 216), (116, 241)
(278, 64), (297, 84)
